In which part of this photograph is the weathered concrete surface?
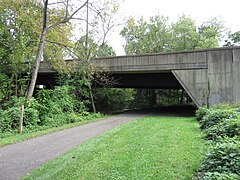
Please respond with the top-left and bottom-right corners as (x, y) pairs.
(207, 47), (240, 105)
(0, 111), (148, 180)
(172, 69), (208, 107)
(39, 49), (208, 74)
(38, 46), (240, 107)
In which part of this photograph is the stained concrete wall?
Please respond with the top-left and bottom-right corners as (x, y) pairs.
(172, 69), (208, 107)
(208, 47), (240, 105)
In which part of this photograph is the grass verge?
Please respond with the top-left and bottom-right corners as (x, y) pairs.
(0, 115), (108, 147)
(23, 115), (205, 180)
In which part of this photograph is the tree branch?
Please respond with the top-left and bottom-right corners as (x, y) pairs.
(48, 0), (88, 30)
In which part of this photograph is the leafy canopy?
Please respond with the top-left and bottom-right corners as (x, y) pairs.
(120, 15), (224, 54)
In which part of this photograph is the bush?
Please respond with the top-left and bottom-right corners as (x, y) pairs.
(199, 109), (239, 129)
(51, 86), (76, 113)
(0, 106), (40, 132)
(196, 172), (240, 180)
(198, 137), (240, 175)
(195, 106), (209, 122)
(0, 107), (20, 132)
(0, 86), (101, 135)
(205, 119), (240, 140)
(24, 108), (40, 129)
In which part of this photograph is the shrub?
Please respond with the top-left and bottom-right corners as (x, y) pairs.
(0, 107), (20, 132)
(83, 112), (103, 120)
(195, 106), (209, 122)
(36, 86), (83, 118)
(198, 137), (240, 175)
(0, 86), (100, 134)
(205, 119), (240, 140)
(1, 96), (26, 110)
(51, 86), (76, 113)
(0, 106), (40, 133)
(196, 172), (240, 180)
(24, 108), (40, 129)
(199, 109), (239, 129)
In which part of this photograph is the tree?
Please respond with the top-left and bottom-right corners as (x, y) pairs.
(197, 17), (224, 48)
(0, 0), (42, 100)
(171, 15), (199, 50)
(224, 31), (240, 46)
(68, 0), (122, 113)
(121, 15), (225, 54)
(26, 0), (89, 99)
(0, 0), (74, 101)
(120, 15), (171, 54)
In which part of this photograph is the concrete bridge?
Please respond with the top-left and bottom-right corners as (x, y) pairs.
(38, 46), (240, 107)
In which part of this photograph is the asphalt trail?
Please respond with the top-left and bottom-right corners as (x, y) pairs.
(0, 111), (148, 180)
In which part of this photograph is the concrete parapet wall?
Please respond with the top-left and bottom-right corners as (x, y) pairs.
(94, 51), (207, 73)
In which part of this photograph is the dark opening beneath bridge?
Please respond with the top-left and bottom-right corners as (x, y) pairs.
(36, 72), (182, 89)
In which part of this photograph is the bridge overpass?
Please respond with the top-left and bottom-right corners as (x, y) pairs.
(38, 46), (240, 107)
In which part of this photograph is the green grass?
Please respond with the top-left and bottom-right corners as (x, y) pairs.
(0, 116), (108, 147)
(23, 116), (205, 180)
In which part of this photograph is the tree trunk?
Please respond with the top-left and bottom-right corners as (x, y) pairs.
(27, 28), (48, 99)
(89, 85), (96, 113)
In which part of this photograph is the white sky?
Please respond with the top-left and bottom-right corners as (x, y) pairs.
(109, 0), (240, 55)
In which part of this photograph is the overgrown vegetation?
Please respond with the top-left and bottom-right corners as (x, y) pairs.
(23, 116), (205, 179)
(0, 86), (102, 140)
(195, 105), (240, 179)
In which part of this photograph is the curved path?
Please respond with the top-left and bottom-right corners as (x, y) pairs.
(0, 111), (149, 180)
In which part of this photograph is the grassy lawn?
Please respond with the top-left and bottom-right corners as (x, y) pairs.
(23, 115), (205, 180)
(0, 116), (107, 147)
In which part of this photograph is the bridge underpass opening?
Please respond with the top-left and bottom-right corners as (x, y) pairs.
(92, 72), (196, 113)
(93, 87), (193, 114)
(36, 71), (197, 112)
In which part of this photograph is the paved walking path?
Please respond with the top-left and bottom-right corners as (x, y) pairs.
(0, 111), (148, 180)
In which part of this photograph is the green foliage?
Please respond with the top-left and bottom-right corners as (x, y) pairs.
(120, 16), (171, 54)
(195, 105), (240, 179)
(0, 106), (39, 133)
(195, 106), (209, 122)
(0, 86), (101, 134)
(23, 108), (40, 129)
(197, 17), (224, 48)
(196, 172), (240, 180)
(199, 109), (239, 129)
(75, 36), (116, 59)
(0, 107), (20, 133)
(94, 88), (135, 113)
(171, 15), (199, 50)
(197, 137), (240, 175)
(36, 86), (86, 125)
(0, 74), (11, 104)
(121, 15), (224, 55)
(0, 96), (41, 133)
(205, 119), (240, 140)
(224, 31), (240, 47)
(0, 0), (75, 102)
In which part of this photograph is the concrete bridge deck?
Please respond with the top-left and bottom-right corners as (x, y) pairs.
(38, 46), (240, 107)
